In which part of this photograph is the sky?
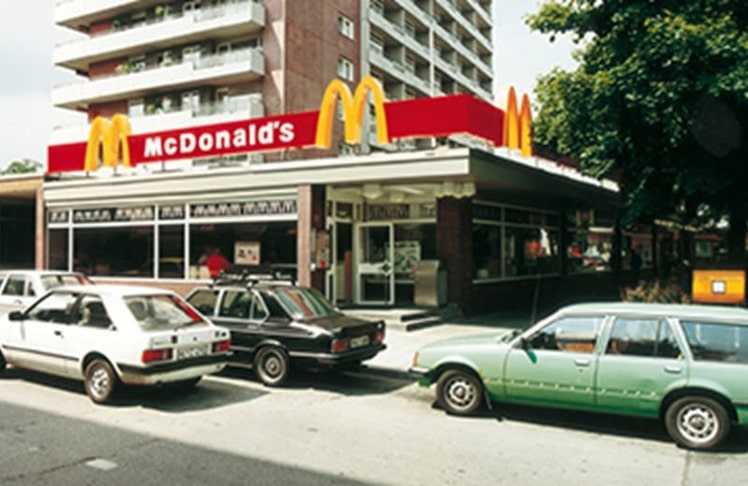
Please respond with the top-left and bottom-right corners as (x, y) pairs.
(0, 1), (576, 169)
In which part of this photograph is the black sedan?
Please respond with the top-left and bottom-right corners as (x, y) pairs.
(186, 276), (386, 385)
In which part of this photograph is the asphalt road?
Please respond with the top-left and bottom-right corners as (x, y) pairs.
(1, 361), (747, 485)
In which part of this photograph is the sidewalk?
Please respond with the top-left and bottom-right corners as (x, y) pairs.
(367, 311), (533, 372)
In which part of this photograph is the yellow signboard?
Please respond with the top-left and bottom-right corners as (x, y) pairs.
(691, 270), (745, 305)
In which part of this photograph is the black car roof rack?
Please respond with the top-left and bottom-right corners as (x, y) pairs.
(210, 267), (296, 288)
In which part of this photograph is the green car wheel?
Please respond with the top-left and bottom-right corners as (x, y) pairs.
(665, 396), (731, 450)
(436, 369), (484, 415)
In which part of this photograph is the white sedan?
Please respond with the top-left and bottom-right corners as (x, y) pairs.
(0, 284), (231, 403)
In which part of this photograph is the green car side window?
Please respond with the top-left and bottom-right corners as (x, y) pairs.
(528, 316), (603, 353)
(681, 321), (748, 363)
(606, 318), (681, 358)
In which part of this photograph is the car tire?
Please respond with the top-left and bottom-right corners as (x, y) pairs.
(665, 396), (731, 450)
(254, 346), (289, 386)
(436, 369), (484, 415)
(84, 358), (118, 404)
(0, 350), (6, 372)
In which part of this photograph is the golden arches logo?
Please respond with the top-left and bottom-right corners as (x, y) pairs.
(84, 114), (132, 171)
(315, 76), (390, 148)
(502, 87), (533, 157)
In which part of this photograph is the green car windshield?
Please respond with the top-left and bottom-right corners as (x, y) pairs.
(273, 287), (339, 319)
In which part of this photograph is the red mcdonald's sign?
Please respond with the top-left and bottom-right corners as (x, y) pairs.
(47, 79), (532, 173)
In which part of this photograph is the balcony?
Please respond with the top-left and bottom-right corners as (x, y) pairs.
(369, 51), (432, 96)
(49, 95), (265, 146)
(55, 1), (265, 73)
(53, 48), (265, 109)
(370, 10), (430, 62)
(55, 0), (153, 28)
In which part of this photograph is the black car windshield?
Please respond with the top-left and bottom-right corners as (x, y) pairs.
(272, 287), (339, 319)
(125, 294), (207, 330)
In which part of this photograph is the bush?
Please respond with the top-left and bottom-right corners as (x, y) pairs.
(621, 279), (691, 304)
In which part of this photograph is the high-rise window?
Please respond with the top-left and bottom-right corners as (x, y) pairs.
(338, 15), (355, 39)
(337, 57), (354, 81)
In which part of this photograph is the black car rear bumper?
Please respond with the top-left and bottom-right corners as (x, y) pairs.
(290, 343), (387, 366)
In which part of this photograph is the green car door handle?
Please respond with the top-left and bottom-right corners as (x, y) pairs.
(664, 365), (683, 374)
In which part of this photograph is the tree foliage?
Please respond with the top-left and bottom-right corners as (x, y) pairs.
(527, 1), (748, 253)
(2, 158), (43, 175)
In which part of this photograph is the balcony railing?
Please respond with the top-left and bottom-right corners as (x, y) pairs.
(53, 48), (264, 108)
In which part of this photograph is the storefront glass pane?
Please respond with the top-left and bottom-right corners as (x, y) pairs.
(74, 226), (154, 276)
(568, 229), (614, 273)
(189, 221), (297, 275)
(393, 223), (436, 278)
(48, 229), (69, 271)
(505, 226), (560, 277)
(473, 224), (500, 279)
(159, 225), (185, 278)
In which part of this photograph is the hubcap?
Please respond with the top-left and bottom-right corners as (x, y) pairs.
(678, 404), (718, 444)
(90, 366), (110, 399)
(264, 355), (281, 377)
(445, 376), (476, 409)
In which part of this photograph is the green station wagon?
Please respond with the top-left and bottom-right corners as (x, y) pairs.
(410, 302), (748, 450)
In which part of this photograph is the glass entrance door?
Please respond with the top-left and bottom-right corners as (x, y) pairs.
(356, 223), (394, 305)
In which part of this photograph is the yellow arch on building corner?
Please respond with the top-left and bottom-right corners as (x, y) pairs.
(315, 76), (390, 148)
(501, 87), (532, 157)
(84, 114), (132, 172)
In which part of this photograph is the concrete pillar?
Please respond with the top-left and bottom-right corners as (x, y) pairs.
(296, 184), (326, 290)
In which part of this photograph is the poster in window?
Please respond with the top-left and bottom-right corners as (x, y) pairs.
(235, 241), (261, 265)
(394, 241), (421, 274)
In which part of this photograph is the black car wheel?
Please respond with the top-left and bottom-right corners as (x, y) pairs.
(665, 396), (731, 450)
(436, 369), (483, 415)
(0, 350), (6, 372)
(254, 346), (289, 386)
(84, 358), (118, 404)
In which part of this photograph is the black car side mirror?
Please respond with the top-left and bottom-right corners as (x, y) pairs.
(8, 310), (24, 321)
(519, 337), (530, 350)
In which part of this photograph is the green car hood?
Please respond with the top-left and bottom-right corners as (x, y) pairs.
(425, 330), (515, 349)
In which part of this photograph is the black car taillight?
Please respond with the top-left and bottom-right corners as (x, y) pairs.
(332, 338), (350, 353)
(374, 329), (385, 344)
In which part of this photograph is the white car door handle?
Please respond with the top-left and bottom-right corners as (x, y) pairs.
(574, 358), (591, 367)
(664, 365), (682, 374)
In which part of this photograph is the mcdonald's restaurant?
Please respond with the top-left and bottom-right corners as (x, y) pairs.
(37, 80), (624, 316)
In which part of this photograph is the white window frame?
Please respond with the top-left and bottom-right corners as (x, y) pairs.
(337, 57), (354, 81)
(338, 14), (355, 40)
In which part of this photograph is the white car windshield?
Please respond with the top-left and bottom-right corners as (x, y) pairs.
(125, 294), (207, 330)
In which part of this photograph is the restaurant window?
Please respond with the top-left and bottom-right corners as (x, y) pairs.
(393, 223), (436, 279)
(159, 225), (185, 278)
(189, 221), (297, 273)
(74, 226), (154, 276)
(505, 226), (560, 277)
(473, 204), (560, 279)
(48, 228), (69, 271)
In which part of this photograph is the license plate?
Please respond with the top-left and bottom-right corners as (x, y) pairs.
(350, 335), (370, 349)
(177, 344), (209, 360)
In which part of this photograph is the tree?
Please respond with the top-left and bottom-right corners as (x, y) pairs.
(527, 1), (748, 264)
(2, 158), (43, 175)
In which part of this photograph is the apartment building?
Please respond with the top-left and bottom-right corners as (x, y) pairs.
(51, 0), (493, 159)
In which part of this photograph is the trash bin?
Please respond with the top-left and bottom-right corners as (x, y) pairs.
(414, 260), (447, 307)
